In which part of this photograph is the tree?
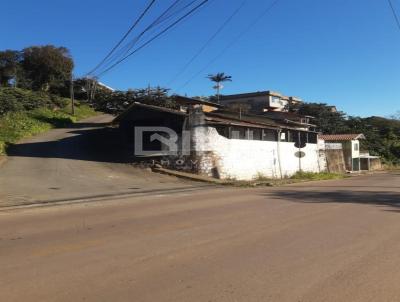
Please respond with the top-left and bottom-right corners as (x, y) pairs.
(91, 86), (176, 114)
(0, 50), (21, 87)
(207, 72), (232, 103)
(292, 102), (349, 134)
(389, 111), (400, 120)
(20, 45), (74, 92)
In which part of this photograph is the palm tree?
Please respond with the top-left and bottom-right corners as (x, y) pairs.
(207, 72), (232, 103)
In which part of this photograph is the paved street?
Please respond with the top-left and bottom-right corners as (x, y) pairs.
(1, 172), (400, 301)
(0, 115), (200, 208)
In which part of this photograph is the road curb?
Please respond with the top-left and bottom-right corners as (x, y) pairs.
(151, 167), (280, 187)
(152, 167), (227, 184)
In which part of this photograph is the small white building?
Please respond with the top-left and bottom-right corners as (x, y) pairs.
(189, 109), (326, 180)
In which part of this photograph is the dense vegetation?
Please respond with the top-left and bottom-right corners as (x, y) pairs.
(0, 102), (96, 154)
(0, 45), (96, 155)
(0, 46), (73, 95)
(0, 87), (69, 114)
(295, 103), (400, 165)
(91, 86), (177, 113)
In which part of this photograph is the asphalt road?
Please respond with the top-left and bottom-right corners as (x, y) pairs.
(1, 172), (400, 301)
(0, 115), (199, 207)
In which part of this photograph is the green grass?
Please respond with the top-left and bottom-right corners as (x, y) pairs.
(0, 103), (98, 155)
(290, 171), (345, 181)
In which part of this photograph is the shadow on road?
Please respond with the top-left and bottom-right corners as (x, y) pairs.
(263, 189), (400, 210)
(6, 122), (134, 164)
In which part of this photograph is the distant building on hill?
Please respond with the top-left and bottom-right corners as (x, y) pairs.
(219, 90), (302, 113)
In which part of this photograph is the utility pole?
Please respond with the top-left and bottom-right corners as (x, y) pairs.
(70, 72), (75, 116)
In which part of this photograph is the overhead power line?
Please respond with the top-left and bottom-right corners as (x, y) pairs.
(174, 0), (281, 93)
(388, 0), (400, 32)
(87, 0), (157, 76)
(96, 0), (196, 74)
(167, 0), (248, 86)
(96, 0), (210, 78)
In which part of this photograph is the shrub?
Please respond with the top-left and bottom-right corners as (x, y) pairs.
(49, 94), (69, 108)
(0, 104), (97, 155)
(0, 91), (24, 114)
(0, 88), (70, 115)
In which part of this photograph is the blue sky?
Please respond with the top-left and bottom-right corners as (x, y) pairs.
(1, 0), (400, 117)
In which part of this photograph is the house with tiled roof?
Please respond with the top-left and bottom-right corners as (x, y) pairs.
(115, 95), (326, 180)
(319, 133), (381, 172)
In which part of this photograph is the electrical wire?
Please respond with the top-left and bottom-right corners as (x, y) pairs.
(87, 0), (157, 76)
(96, 0), (210, 78)
(167, 0), (248, 86)
(174, 0), (281, 93)
(388, 0), (400, 32)
(97, 0), (197, 73)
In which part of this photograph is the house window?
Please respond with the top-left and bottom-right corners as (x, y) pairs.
(354, 142), (359, 151)
(249, 129), (263, 140)
(308, 133), (317, 144)
(230, 127), (246, 139)
(263, 129), (278, 141)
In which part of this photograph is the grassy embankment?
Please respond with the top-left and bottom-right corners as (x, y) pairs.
(290, 171), (345, 181)
(0, 103), (98, 155)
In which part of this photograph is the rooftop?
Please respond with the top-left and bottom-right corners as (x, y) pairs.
(206, 110), (316, 131)
(220, 91), (302, 102)
(114, 98), (317, 132)
(173, 95), (223, 108)
(319, 134), (366, 141)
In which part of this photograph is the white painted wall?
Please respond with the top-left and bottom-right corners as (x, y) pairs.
(194, 126), (326, 180)
(220, 95), (289, 111)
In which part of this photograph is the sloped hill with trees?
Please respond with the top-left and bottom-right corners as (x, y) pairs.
(0, 45), (96, 155)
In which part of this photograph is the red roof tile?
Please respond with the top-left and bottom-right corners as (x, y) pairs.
(319, 134), (365, 141)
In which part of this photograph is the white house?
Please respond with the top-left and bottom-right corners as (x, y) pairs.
(116, 96), (327, 181)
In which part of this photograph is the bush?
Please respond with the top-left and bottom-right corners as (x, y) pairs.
(0, 91), (24, 114)
(0, 104), (97, 155)
(49, 94), (69, 108)
(0, 87), (70, 115)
